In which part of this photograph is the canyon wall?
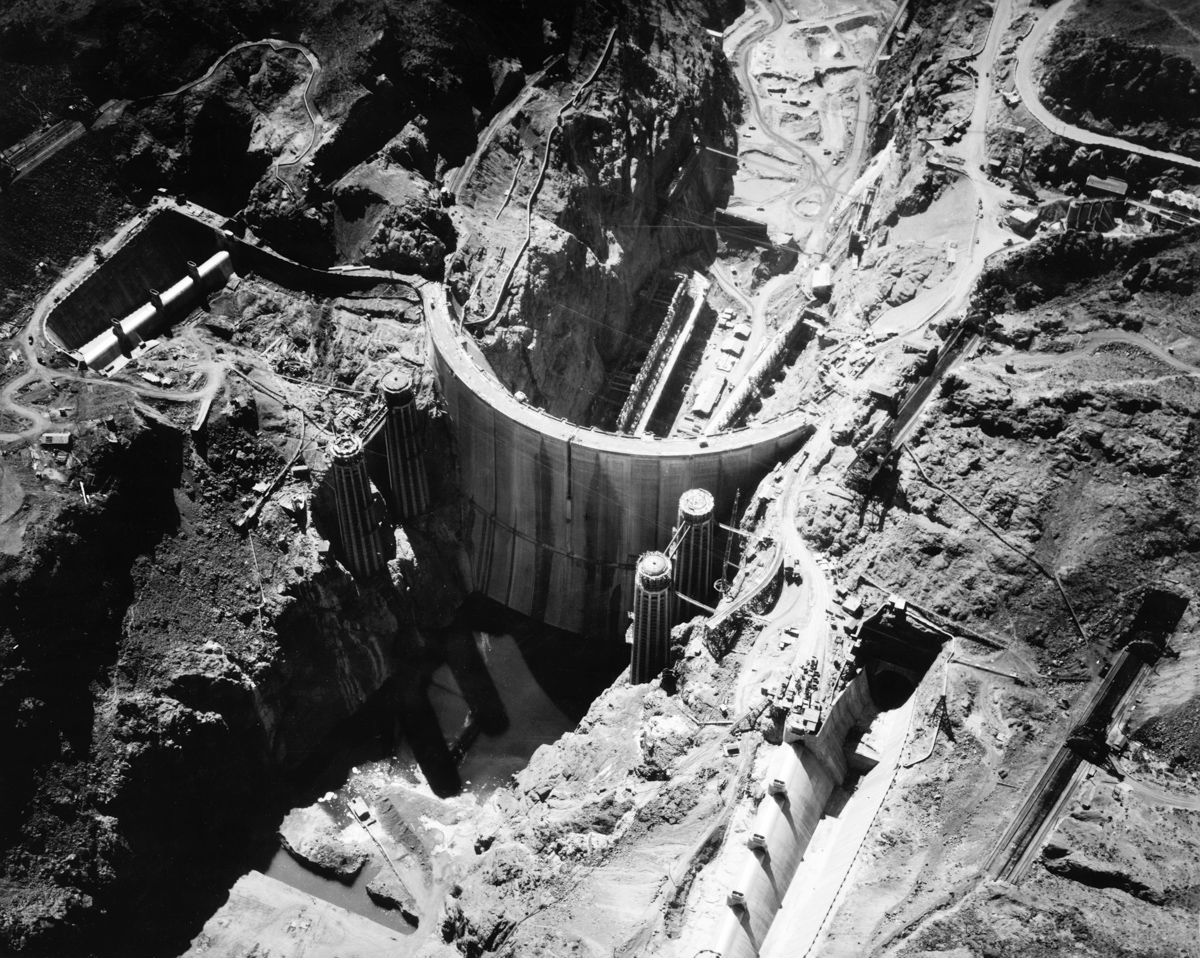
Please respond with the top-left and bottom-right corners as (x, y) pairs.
(453, 1), (742, 422)
(0, 385), (439, 956)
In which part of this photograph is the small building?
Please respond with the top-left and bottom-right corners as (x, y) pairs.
(784, 705), (824, 743)
(731, 321), (752, 340)
(811, 262), (833, 298)
(720, 336), (745, 357)
(348, 797), (372, 822)
(799, 706), (823, 735)
(40, 432), (71, 448)
(691, 377), (726, 418)
(1084, 175), (1128, 199)
(868, 385), (903, 412)
(1006, 208), (1039, 237)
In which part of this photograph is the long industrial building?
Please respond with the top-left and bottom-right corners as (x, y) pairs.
(425, 285), (813, 638)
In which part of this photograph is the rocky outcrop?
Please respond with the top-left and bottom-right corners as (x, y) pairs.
(1041, 28), (1200, 161)
(474, 220), (621, 421)
(0, 374), (459, 955)
(333, 160), (454, 277)
(1043, 848), (1166, 905)
(366, 870), (420, 924)
(279, 806), (369, 880)
(452, 0), (743, 421)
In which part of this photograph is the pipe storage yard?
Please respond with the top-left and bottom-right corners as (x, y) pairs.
(43, 206), (401, 366)
(425, 285), (814, 638)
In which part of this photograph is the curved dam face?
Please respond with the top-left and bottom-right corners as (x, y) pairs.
(425, 286), (813, 639)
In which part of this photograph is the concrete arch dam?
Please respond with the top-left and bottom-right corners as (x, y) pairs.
(425, 286), (814, 639)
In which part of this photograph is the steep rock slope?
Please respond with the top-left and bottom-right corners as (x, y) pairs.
(801, 229), (1200, 956)
(0, 362), (453, 956)
(1040, 28), (1200, 161)
(449, 0), (741, 421)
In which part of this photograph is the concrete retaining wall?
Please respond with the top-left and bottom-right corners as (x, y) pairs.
(716, 671), (877, 958)
(426, 286), (813, 639)
(46, 211), (218, 350)
(46, 208), (404, 354)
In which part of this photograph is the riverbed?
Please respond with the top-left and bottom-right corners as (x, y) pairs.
(258, 625), (596, 931)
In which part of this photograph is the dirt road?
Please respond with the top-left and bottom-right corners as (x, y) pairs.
(1014, 0), (1200, 170)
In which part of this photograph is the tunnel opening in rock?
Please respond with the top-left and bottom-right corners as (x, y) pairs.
(866, 664), (919, 711)
(851, 595), (952, 701)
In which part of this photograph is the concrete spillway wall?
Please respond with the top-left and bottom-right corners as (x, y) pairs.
(46, 211), (220, 350)
(717, 671), (877, 958)
(425, 286), (813, 639)
(46, 207), (399, 355)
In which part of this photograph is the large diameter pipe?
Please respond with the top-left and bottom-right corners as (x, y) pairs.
(79, 251), (233, 370)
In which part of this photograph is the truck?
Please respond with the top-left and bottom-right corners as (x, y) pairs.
(348, 797), (373, 823)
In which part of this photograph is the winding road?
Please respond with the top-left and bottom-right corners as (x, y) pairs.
(1116, 764), (1200, 811)
(1, 39), (330, 439)
(1014, 0), (1200, 171)
(448, 55), (560, 201)
(980, 327), (1200, 379)
(145, 39), (323, 187)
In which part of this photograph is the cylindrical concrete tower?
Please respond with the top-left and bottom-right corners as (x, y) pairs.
(329, 434), (386, 579)
(631, 551), (673, 685)
(380, 369), (430, 520)
(674, 488), (715, 621)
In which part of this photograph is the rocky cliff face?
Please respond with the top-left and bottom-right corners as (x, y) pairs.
(0, 373), (454, 955)
(1040, 28), (1200, 161)
(452, 0), (741, 422)
(795, 229), (1200, 957)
